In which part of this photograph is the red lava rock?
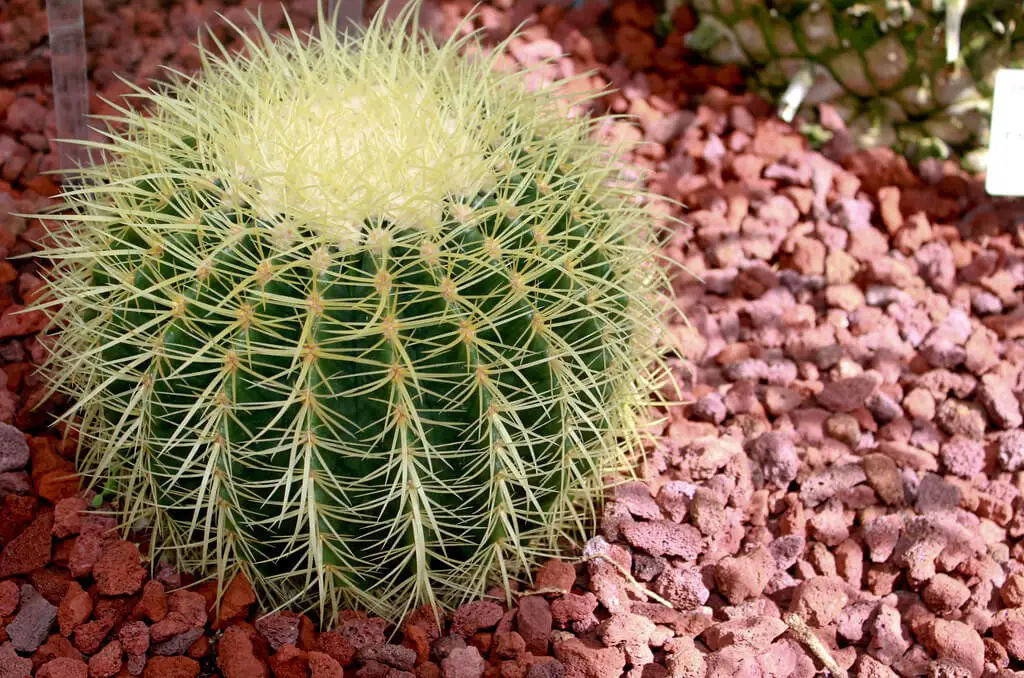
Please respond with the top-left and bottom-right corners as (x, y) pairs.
(369, 643), (415, 670)
(551, 592), (599, 633)
(92, 540), (147, 596)
(216, 625), (269, 678)
(493, 631), (526, 659)
(535, 559), (576, 592)
(88, 639), (123, 678)
(318, 630), (356, 667)
(0, 510), (52, 577)
(166, 590), (207, 628)
(0, 641), (31, 677)
(452, 601), (504, 638)
(0, 580), (17, 617)
(73, 617), (116, 656)
(118, 621), (149, 656)
(37, 656), (87, 678)
(143, 656), (200, 678)
(309, 651), (345, 678)
(135, 581), (168, 623)
(215, 572), (256, 626)
(268, 643), (308, 678)
(58, 581), (92, 637)
(516, 596), (552, 656)
(52, 497), (88, 539)
(339, 617), (387, 654)
(149, 610), (192, 644)
(67, 533), (104, 580)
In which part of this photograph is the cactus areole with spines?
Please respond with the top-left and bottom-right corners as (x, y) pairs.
(27, 1), (681, 622)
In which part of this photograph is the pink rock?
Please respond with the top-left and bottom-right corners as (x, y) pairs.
(714, 547), (776, 605)
(816, 375), (879, 413)
(757, 640), (804, 678)
(982, 377), (1024, 429)
(993, 620), (1024, 661)
(919, 619), (984, 676)
(789, 577), (848, 626)
(939, 436), (985, 479)
(702, 616), (786, 652)
(854, 655), (897, 678)
(652, 564), (708, 611)
(620, 520), (701, 560)
(747, 432), (798, 489)
(862, 514), (903, 562)
(440, 646), (485, 678)
(921, 574), (970, 614)
(664, 636), (706, 678)
(553, 636), (625, 678)
(867, 606), (910, 664)
(4, 98), (47, 134)
(611, 482), (662, 520)
(704, 645), (762, 678)
(598, 613), (656, 666)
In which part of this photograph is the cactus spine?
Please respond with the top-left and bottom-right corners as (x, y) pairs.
(28, 1), (681, 623)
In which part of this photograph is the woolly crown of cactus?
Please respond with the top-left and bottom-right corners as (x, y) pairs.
(27, 1), (683, 623)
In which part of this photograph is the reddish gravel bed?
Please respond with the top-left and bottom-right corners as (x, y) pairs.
(3, 0), (1024, 677)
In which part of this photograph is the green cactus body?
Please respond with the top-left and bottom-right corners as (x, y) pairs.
(680, 0), (1023, 169)
(29, 2), (679, 623)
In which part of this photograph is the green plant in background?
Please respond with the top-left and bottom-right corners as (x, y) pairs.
(27, 0), (682, 623)
(677, 0), (1022, 171)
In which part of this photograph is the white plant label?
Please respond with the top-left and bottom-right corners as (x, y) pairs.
(986, 69), (1024, 197)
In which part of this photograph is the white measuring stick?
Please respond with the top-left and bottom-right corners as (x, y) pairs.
(46, 0), (92, 185)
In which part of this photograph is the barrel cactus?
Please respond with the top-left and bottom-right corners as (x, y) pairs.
(678, 0), (1023, 171)
(28, 2), (680, 622)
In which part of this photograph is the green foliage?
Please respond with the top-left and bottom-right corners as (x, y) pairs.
(27, 1), (683, 623)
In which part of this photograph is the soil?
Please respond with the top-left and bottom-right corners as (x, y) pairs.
(2, 0), (1024, 677)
